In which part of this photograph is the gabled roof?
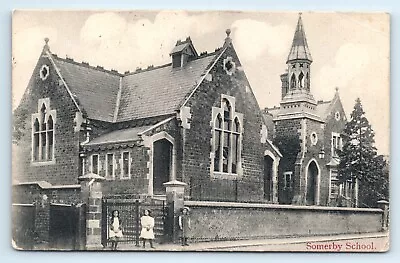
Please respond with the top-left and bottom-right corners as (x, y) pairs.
(315, 100), (332, 120)
(52, 56), (122, 122)
(287, 14), (312, 63)
(47, 46), (218, 123)
(170, 37), (198, 57)
(85, 125), (152, 146)
(117, 53), (217, 122)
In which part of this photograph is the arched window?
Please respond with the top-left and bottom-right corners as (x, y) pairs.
(214, 114), (223, 171)
(32, 99), (56, 162)
(33, 119), (40, 161)
(213, 96), (242, 175)
(290, 73), (296, 90)
(298, 72), (304, 89)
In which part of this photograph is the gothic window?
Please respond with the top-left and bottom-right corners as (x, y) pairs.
(32, 98), (56, 163)
(290, 73), (296, 90)
(212, 96), (243, 176)
(298, 72), (304, 89)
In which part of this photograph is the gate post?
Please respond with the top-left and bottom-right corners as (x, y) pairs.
(163, 180), (186, 243)
(377, 200), (389, 231)
(79, 172), (105, 250)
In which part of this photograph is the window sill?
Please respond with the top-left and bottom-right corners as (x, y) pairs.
(211, 172), (241, 180)
(31, 159), (56, 166)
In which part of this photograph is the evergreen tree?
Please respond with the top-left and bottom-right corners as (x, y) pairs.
(338, 98), (389, 207)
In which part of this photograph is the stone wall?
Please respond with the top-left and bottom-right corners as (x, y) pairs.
(185, 201), (383, 242)
(12, 183), (81, 243)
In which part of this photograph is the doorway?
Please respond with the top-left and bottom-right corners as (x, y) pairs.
(153, 139), (173, 195)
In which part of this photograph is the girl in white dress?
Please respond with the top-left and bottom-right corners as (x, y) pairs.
(109, 210), (123, 250)
(139, 209), (155, 248)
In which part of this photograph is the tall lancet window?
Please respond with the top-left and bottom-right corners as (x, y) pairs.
(298, 72), (304, 89)
(32, 98), (57, 163)
(212, 95), (243, 177)
(290, 73), (296, 90)
(305, 72), (310, 91)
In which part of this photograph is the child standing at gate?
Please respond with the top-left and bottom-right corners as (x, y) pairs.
(109, 210), (123, 250)
(178, 207), (191, 246)
(140, 209), (155, 248)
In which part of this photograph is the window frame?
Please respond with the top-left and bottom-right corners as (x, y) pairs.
(31, 98), (56, 165)
(91, 154), (99, 175)
(331, 132), (342, 157)
(121, 151), (131, 179)
(106, 153), (115, 180)
(283, 171), (293, 189)
(211, 95), (243, 179)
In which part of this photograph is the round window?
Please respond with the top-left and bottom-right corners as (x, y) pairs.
(223, 57), (236, 76)
(310, 132), (318, 145)
(39, 64), (50, 80)
(335, 111), (341, 121)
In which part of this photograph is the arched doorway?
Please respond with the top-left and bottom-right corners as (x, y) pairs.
(153, 139), (173, 195)
(263, 155), (274, 201)
(306, 160), (319, 205)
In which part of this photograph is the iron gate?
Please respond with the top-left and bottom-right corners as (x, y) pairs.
(101, 196), (168, 248)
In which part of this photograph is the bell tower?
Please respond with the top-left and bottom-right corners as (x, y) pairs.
(279, 13), (317, 117)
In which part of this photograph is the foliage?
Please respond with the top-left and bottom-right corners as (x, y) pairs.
(12, 104), (29, 144)
(338, 98), (389, 207)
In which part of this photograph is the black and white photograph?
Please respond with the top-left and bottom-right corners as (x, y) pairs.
(11, 10), (390, 252)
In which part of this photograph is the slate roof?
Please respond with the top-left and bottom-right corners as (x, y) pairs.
(53, 56), (121, 122)
(50, 51), (218, 123)
(117, 54), (217, 122)
(85, 125), (152, 146)
(287, 15), (312, 62)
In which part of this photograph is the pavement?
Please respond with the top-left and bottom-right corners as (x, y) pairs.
(111, 231), (389, 252)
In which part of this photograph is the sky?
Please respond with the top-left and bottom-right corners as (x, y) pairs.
(12, 11), (390, 154)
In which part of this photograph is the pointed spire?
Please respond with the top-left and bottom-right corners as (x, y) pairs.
(287, 13), (312, 63)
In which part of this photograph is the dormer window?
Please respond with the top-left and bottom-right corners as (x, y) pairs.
(170, 37), (198, 68)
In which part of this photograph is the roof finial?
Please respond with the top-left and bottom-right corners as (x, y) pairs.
(224, 29), (232, 47)
(226, 28), (231, 37)
(43, 37), (50, 52)
(299, 12), (302, 17)
(335, 87), (339, 93)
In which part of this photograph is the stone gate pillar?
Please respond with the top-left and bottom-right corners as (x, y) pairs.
(163, 180), (186, 243)
(79, 172), (105, 250)
(377, 200), (389, 231)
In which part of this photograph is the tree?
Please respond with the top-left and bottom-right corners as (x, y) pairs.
(338, 98), (389, 207)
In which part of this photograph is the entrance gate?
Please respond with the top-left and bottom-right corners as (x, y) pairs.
(101, 196), (168, 248)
